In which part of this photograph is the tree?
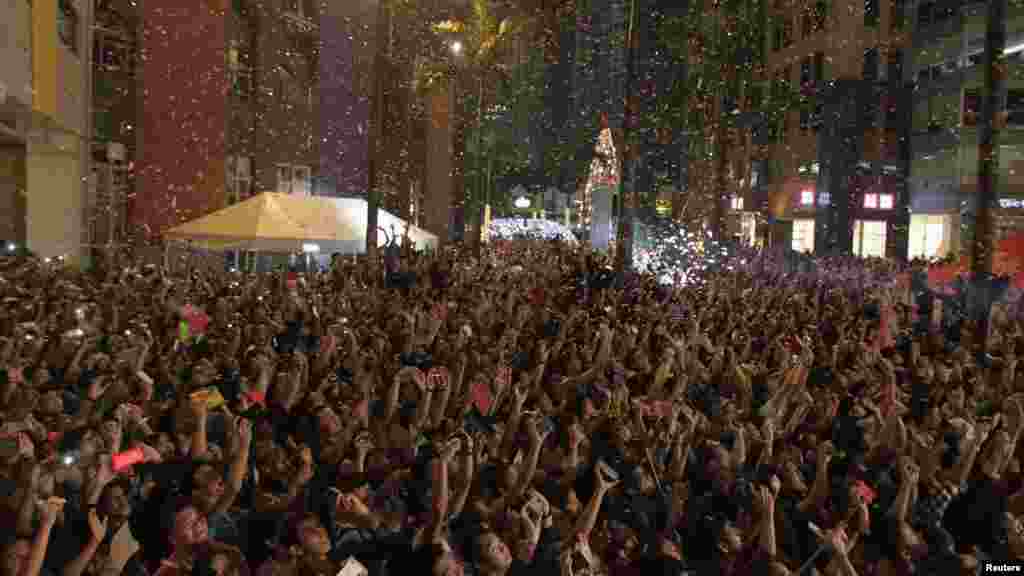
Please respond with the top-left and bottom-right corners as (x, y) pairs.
(463, 49), (546, 217)
(655, 0), (802, 236)
(410, 0), (523, 246)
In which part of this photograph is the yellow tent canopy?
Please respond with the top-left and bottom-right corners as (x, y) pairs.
(164, 192), (438, 253)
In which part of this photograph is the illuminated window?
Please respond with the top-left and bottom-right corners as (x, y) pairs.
(792, 219), (815, 253)
(285, 0), (308, 19)
(800, 190), (814, 206)
(879, 194), (894, 209)
(277, 163), (311, 196)
(731, 196), (744, 211)
(863, 193), (878, 208)
(228, 40), (254, 99)
(226, 156), (252, 204)
(818, 192), (831, 206)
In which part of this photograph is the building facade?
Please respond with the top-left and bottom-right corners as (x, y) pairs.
(90, 0), (446, 251)
(125, 0), (321, 246)
(719, 0), (911, 257)
(1, 0), (91, 262)
(909, 0), (1024, 260)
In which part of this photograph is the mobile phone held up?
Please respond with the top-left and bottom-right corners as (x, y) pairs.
(596, 459), (619, 483)
(337, 557), (368, 576)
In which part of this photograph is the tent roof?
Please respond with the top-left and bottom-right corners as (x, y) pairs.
(165, 193), (361, 242)
(164, 192), (437, 253)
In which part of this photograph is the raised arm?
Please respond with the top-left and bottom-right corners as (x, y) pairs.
(798, 441), (833, 514)
(62, 509), (108, 576)
(214, 418), (253, 515)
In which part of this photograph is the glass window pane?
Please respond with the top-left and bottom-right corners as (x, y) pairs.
(277, 165), (292, 194)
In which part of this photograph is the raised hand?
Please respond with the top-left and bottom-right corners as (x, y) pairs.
(138, 443), (162, 463)
(39, 496), (66, 527)
(755, 485), (775, 516)
(189, 391), (209, 418)
(813, 441), (834, 472)
(512, 385), (529, 409)
(88, 507), (108, 543)
(594, 462), (620, 493)
(526, 415), (550, 446)
(355, 432), (374, 456)
(236, 417), (253, 447)
(438, 437), (461, 463)
(568, 421), (585, 448)
(762, 420), (776, 444)
(87, 375), (110, 402)
(810, 524), (852, 557)
(901, 457), (920, 486)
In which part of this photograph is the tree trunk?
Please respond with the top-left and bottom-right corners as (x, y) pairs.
(710, 120), (728, 241)
(471, 78), (485, 255)
(366, 0), (390, 267)
(972, 0), (1006, 349)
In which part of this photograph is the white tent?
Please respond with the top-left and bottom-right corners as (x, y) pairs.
(164, 193), (438, 253)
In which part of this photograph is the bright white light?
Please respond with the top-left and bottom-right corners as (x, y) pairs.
(5, 243), (13, 252)
(451, 41), (462, 55)
(302, 243), (320, 253)
(514, 196), (531, 209)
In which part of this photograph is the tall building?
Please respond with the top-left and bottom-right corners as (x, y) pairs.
(721, 0), (911, 256)
(908, 0), (1024, 260)
(126, 0), (320, 246)
(1, 0), (92, 262)
(89, 0), (446, 251)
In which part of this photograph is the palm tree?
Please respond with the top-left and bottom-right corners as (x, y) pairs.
(412, 0), (522, 247)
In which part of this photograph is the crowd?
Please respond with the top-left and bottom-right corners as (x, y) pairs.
(0, 239), (1022, 576)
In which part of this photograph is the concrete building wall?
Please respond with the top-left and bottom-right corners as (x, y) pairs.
(0, 146), (27, 244)
(56, 38), (87, 136)
(0, 0), (32, 245)
(248, 0), (318, 196)
(1, 0), (33, 110)
(319, 0), (370, 198)
(0, 0), (91, 260)
(26, 142), (83, 258)
(135, 0), (229, 236)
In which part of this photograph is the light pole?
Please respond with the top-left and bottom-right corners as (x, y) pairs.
(448, 39), (466, 244)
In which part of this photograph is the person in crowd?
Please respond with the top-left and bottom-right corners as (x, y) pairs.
(0, 243), (1022, 576)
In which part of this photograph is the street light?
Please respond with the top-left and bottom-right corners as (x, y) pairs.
(514, 196), (531, 209)
(450, 41), (462, 55)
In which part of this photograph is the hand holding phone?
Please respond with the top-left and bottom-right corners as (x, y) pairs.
(596, 459), (619, 484)
(337, 556), (368, 576)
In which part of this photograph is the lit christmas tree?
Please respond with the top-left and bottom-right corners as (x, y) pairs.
(581, 126), (620, 230)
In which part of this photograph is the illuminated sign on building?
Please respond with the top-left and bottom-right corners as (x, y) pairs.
(1000, 198), (1024, 209)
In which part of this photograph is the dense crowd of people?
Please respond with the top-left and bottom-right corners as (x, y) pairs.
(0, 239), (1022, 576)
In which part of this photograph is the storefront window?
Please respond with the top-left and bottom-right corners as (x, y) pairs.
(854, 220), (887, 257)
(909, 213), (950, 259)
(792, 219), (815, 253)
